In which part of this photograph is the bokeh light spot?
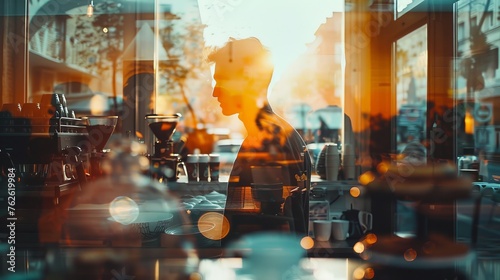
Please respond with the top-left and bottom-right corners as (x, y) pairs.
(365, 233), (378, 245)
(404, 248), (417, 261)
(364, 267), (375, 279)
(359, 171), (376, 186)
(300, 236), (314, 250)
(350, 186), (361, 198)
(353, 242), (365, 254)
(89, 94), (108, 115)
(198, 212), (230, 240)
(109, 196), (139, 225)
(377, 162), (390, 174)
(353, 267), (365, 279)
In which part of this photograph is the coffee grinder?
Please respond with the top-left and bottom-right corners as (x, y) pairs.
(145, 113), (182, 182)
(82, 115), (118, 180)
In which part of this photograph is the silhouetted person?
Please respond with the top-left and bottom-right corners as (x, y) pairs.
(307, 104), (355, 145)
(207, 37), (311, 241)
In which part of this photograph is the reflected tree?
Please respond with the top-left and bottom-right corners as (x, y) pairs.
(156, 12), (216, 154)
(460, 0), (493, 99)
(72, 1), (124, 114)
(157, 12), (212, 128)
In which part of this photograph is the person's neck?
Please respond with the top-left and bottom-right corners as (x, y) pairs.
(239, 101), (272, 136)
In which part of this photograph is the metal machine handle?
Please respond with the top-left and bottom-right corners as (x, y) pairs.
(63, 146), (87, 187)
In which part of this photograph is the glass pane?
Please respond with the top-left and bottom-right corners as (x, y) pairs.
(19, 0), (346, 170)
(455, 0), (499, 178)
(396, 0), (424, 18)
(394, 24), (427, 236)
(395, 25), (427, 152)
(455, 4), (500, 278)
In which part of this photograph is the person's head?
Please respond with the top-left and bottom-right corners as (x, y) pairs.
(207, 37), (274, 116)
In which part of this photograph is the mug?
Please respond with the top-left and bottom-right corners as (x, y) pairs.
(313, 220), (332, 241)
(358, 211), (373, 233)
(331, 219), (350, 240)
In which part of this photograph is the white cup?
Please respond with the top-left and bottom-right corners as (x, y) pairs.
(325, 144), (339, 181)
(313, 220), (332, 241)
(331, 220), (350, 241)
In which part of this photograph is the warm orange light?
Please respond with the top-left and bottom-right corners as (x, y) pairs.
(300, 236), (315, 250)
(353, 267), (365, 279)
(358, 171), (376, 186)
(376, 161), (389, 174)
(404, 248), (417, 261)
(198, 212), (230, 240)
(464, 110), (474, 134)
(364, 267), (375, 279)
(89, 94), (108, 115)
(353, 242), (365, 254)
(365, 233), (378, 245)
(189, 272), (203, 280)
(350, 186), (361, 198)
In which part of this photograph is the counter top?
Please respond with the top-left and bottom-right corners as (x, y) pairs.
(9, 247), (474, 279)
(166, 174), (362, 193)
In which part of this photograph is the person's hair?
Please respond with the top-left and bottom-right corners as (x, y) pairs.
(207, 37), (274, 85)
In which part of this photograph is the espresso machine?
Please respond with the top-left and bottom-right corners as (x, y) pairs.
(0, 100), (92, 245)
(0, 106), (90, 190)
(145, 113), (182, 183)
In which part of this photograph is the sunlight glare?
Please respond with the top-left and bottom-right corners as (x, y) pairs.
(198, 0), (344, 87)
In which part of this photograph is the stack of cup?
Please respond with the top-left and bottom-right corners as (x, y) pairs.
(325, 144), (340, 181)
(342, 144), (356, 180)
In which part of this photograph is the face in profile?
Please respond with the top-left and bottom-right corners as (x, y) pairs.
(209, 38), (273, 117)
(212, 61), (249, 116)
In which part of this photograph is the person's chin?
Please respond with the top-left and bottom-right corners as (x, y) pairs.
(220, 106), (237, 116)
(221, 110), (237, 116)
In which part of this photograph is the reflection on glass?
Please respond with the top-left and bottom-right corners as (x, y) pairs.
(395, 24), (427, 151)
(455, 0), (500, 183)
(394, 24), (427, 236)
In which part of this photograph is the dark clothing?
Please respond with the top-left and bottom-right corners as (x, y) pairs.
(222, 105), (312, 243)
(228, 105), (309, 187)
